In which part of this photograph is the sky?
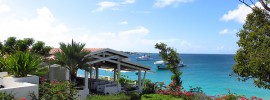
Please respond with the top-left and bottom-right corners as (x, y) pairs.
(0, 0), (257, 54)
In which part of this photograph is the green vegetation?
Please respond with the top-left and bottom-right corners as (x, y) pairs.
(233, 8), (270, 89)
(1, 51), (47, 77)
(118, 75), (137, 91)
(0, 37), (51, 56)
(155, 43), (182, 87)
(215, 90), (262, 100)
(39, 80), (78, 100)
(54, 39), (91, 81)
(141, 94), (183, 100)
(88, 92), (140, 100)
(0, 92), (14, 100)
(142, 79), (158, 94)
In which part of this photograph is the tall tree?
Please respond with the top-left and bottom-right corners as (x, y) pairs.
(0, 42), (3, 55)
(1, 37), (51, 56)
(3, 37), (17, 54)
(155, 43), (182, 87)
(15, 38), (34, 52)
(54, 40), (91, 81)
(31, 41), (52, 56)
(234, 8), (270, 89)
(239, 0), (270, 12)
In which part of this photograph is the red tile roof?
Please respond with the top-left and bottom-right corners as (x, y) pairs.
(49, 48), (104, 54)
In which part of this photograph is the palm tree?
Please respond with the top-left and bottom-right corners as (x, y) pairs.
(54, 39), (91, 81)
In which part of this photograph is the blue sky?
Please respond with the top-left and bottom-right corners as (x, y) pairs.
(0, 0), (255, 54)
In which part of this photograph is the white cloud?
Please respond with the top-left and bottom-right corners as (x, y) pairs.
(0, 2), (11, 13)
(120, 21), (128, 25)
(0, 1), (196, 53)
(216, 45), (225, 51)
(94, 0), (136, 12)
(95, 1), (118, 12)
(219, 28), (237, 35)
(122, 0), (136, 4)
(154, 0), (193, 8)
(221, 2), (262, 23)
(0, 7), (70, 47)
(119, 26), (149, 38)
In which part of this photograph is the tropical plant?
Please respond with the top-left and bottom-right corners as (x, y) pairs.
(0, 92), (14, 100)
(118, 75), (136, 91)
(4, 51), (47, 77)
(0, 57), (7, 72)
(155, 43), (182, 87)
(54, 39), (91, 81)
(233, 8), (270, 89)
(142, 79), (159, 94)
(39, 80), (78, 100)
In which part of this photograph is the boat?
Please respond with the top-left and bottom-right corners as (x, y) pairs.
(154, 60), (185, 69)
(136, 54), (152, 61)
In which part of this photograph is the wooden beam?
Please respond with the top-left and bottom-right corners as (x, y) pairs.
(87, 55), (118, 64)
(114, 68), (117, 81)
(138, 70), (141, 93)
(141, 71), (147, 92)
(95, 67), (99, 79)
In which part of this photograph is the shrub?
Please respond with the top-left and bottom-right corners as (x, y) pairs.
(0, 57), (7, 72)
(39, 80), (78, 100)
(4, 51), (47, 77)
(188, 86), (203, 93)
(88, 93), (130, 100)
(0, 92), (14, 100)
(118, 75), (136, 91)
(141, 94), (183, 100)
(127, 92), (140, 100)
(88, 92), (140, 100)
(155, 80), (212, 100)
(215, 94), (262, 100)
(214, 90), (262, 100)
(142, 79), (159, 94)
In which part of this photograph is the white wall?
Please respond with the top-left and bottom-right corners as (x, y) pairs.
(0, 72), (39, 100)
(49, 64), (69, 81)
(3, 75), (39, 85)
(0, 83), (38, 100)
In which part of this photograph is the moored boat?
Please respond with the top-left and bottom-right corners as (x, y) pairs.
(136, 54), (152, 61)
(154, 60), (185, 69)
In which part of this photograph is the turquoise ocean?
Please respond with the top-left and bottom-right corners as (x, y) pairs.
(78, 53), (270, 99)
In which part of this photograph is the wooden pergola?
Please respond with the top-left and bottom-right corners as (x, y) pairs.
(81, 48), (151, 93)
(49, 48), (150, 93)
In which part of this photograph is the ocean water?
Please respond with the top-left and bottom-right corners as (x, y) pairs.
(78, 53), (270, 99)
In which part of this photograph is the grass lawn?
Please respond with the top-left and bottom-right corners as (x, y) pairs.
(141, 94), (184, 100)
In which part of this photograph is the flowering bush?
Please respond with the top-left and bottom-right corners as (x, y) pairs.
(39, 79), (78, 100)
(215, 94), (263, 100)
(215, 90), (262, 100)
(155, 80), (197, 100)
(154, 80), (212, 100)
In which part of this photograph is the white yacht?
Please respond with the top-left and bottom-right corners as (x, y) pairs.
(154, 60), (185, 69)
(136, 54), (152, 61)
